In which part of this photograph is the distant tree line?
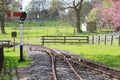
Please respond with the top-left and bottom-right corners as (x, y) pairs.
(0, 0), (106, 34)
(25, 0), (93, 33)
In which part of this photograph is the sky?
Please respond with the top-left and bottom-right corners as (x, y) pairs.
(22, 0), (91, 10)
(22, 0), (32, 10)
(22, 0), (51, 10)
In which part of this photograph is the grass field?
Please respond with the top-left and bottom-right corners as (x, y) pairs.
(4, 47), (32, 68)
(0, 47), (31, 79)
(0, 21), (120, 69)
(47, 44), (120, 68)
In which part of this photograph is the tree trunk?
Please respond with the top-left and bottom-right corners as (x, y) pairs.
(115, 26), (120, 32)
(0, 17), (6, 34)
(76, 10), (82, 33)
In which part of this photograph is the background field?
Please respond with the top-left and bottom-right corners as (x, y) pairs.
(1, 21), (120, 68)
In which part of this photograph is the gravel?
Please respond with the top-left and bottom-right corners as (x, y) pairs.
(73, 65), (111, 80)
(18, 51), (52, 80)
(17, 45), (115, 80)
(55, 57), (77, 80)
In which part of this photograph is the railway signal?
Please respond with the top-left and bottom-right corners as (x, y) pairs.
(7, 12), (27, 21)
(7, 11), (27, 62)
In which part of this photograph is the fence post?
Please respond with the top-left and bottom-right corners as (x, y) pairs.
(111, 35), (113, 45)
(92, 36), (94, 44)
(0, 44), (4, 72)
(104, 35), (107, 45)
(119, 35), (120, 46)
(64, 36), (66, 44)
(54, 36), (56, 44)
(42, 36), (44, 45)
(87, 36), (89, 44)
(98, 36), (100, 44)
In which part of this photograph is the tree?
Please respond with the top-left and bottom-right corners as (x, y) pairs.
(0, 0), (9, 34)
(80, 1), (92, 23)
(59, 0), (85, 33)
(0, 0), (19, 34)
(50, 0), (59, 20)
(25, 0), (49, 21)
(94, 0), (120, 31)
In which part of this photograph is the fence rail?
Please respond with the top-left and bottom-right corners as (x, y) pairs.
(0, 40), (11, 47)
(41, 35), (120, 46)
(41, 36), (89, 45)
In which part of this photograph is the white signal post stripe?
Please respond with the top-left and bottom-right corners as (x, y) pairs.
(20, 21), (23, 45)
(11, 12), (13, 17)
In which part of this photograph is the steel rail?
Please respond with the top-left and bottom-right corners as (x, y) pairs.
(62, 52), (120, 79)
(24, 44), (120, 79)
(46, 48), (84, 80)
(80, 59), (120, 77)
(42, 47), (84, 80)
(69, 59), (120, 80)
(42, 49), (57, 80)
(65, 58), (83, 80)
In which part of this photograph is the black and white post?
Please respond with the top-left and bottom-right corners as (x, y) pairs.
(18, 21), (25, 62)
(18, 0), (25, 62)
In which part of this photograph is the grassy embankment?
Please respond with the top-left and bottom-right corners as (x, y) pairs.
(47, 44), (120, 68)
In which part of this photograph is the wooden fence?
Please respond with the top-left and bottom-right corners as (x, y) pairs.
(41, 35), (120, 46)
(89, 35), (120, 46)
(0, 40), (11, 47)
(41, 36), (89, 45)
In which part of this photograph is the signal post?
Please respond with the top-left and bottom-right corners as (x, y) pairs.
(7, 12), (27, 62)
(19, 20), (24, 62)
(19, 12), (27, 62)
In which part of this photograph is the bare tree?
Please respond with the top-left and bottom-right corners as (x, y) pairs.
(59, 0), (84, 33)
(50, 0), (59, 20)
(0, 0), (19, 34)
(0, 0), (9, 34)
(25, 0), (49, 21)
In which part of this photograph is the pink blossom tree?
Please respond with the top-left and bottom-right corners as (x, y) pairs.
(94, 0), (120, 31)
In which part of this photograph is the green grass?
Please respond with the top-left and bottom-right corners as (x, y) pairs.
(4, 47), (32, 68)
(1, 26), (111, 40)
(0, 21), (119, 69)
(47, 44), (120, 68)
(0, 47), (31, 79)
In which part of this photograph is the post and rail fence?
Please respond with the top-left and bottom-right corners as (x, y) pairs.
(41, 35), (120, 46)
(89, 35), (120, 46)
(41, 36), (89, 45)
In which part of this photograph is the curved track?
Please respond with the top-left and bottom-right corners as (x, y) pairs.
(33, 45), (83, 80)
(19, 44), (120, 80)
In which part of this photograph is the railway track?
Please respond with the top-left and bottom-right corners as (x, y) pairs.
(63, 53), (120, 79)
(22, 44), (83, 80)
(22, 44), (120, 80)
(55, 56), (82, 80)
(40, 46), (83, 80)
